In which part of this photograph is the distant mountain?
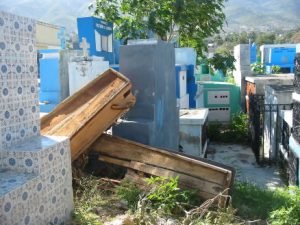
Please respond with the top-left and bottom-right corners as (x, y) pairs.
(0, 0), (93, 32)
(1, 0), (300, 33)
(223, 0), (300, 31)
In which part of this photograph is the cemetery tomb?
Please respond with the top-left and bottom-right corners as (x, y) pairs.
(77, 17), (114, 64)
(39, 49), (83, 112)
(196, 81), (240, 122)
(287, 136), (300, 187)
(113, 40), (179, 151)
(245, 74), (294, 113)
(289, 48), (300, 187)
(260, 44), (296, 73)
(0, 11), (73, 225)
(278, 109), (299, 186)
(68, 56), (109, 95)
(179, 109), (208, 157)
(68, 38), (109, 95)
(263, 85), (293, 160)
(175, 48), (197, 108)
(175, 64), (197, 109)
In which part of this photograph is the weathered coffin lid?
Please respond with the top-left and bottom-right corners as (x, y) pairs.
(180, 109), (208, 125)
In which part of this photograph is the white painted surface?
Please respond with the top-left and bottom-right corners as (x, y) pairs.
(179, 109), (208, 157)
(195, 84), (205, 108)
(178, 93), (189, 109)
(208, 107), (230, 122)
(68, 59), (109, 95)
(207, 90), (230, 105)
(180, 109), (208, 125)
(293, 92), (300, 102)
(264, 85), (293, 160)
(179, 70), (187, 97)
(297, 44), (300, 53)
(280, 110), (293, 127)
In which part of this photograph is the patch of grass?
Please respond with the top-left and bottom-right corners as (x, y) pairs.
(71, 176), (300, 225)
(269, 187), (300, 225)
(232, 182), (300, 225)
(232, 182), (279, 220)
(72, 176), (105, 225)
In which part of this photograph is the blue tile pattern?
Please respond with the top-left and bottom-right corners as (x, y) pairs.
(0, 136), (73, 225)
(0, 10), (40, 151)
(0, 11), (73, 225)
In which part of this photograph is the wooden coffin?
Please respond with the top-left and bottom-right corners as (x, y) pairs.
(91, 134), (235, 201)
(41, 69), (136, 161)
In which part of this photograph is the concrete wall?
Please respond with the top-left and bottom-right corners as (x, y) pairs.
(59, 50), (83, 99)
(264, 85), (294, 160)
(36, 21), (61, 49)
(233, 44), (252, 111)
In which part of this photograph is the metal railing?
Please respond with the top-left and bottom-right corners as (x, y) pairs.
(248, 94), (292, 164)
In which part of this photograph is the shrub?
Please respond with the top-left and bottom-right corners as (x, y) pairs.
(145, 176), (198, 215)
(269, 187), (300, 225)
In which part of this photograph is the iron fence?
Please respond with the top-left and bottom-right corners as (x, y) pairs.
(248, 94), (292, 164)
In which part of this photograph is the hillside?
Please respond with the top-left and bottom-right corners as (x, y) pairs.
(224, 0), (300, 31)
(1, 0), (300, 33)
(0, 0), (93, 32)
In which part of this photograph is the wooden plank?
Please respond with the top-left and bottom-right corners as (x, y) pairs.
(129, 161), (224, 195)
(100, 155), (130, 167)
(99, 155), (225, 196)
(70, 87), (134, 160)
(41, 69), (135, 161)
(124, 169), (149, 188)
(92, 134), (234, 186)
(124, 168), (216, 200)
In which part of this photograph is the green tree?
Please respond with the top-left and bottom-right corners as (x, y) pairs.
(256, 32), (275, 45)
(90, 0), (227, 56)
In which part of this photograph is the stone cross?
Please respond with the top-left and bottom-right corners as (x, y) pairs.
(80, 37), (90, 58)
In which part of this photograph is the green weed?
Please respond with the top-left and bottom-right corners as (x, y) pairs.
(269, 187), (300, 225)
(115, 179), (142, 211)
(145, 176), (198, 215)
(72, 176), (105, 225)
(208, 112), (249, 144)
(232, 182), (300, 224)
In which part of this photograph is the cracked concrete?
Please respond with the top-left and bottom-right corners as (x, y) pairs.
(206, 143), (285, 189)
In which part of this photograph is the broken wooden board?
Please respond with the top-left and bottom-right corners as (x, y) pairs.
(91, 134), (235, 201)
(41, 69), (136, 161)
